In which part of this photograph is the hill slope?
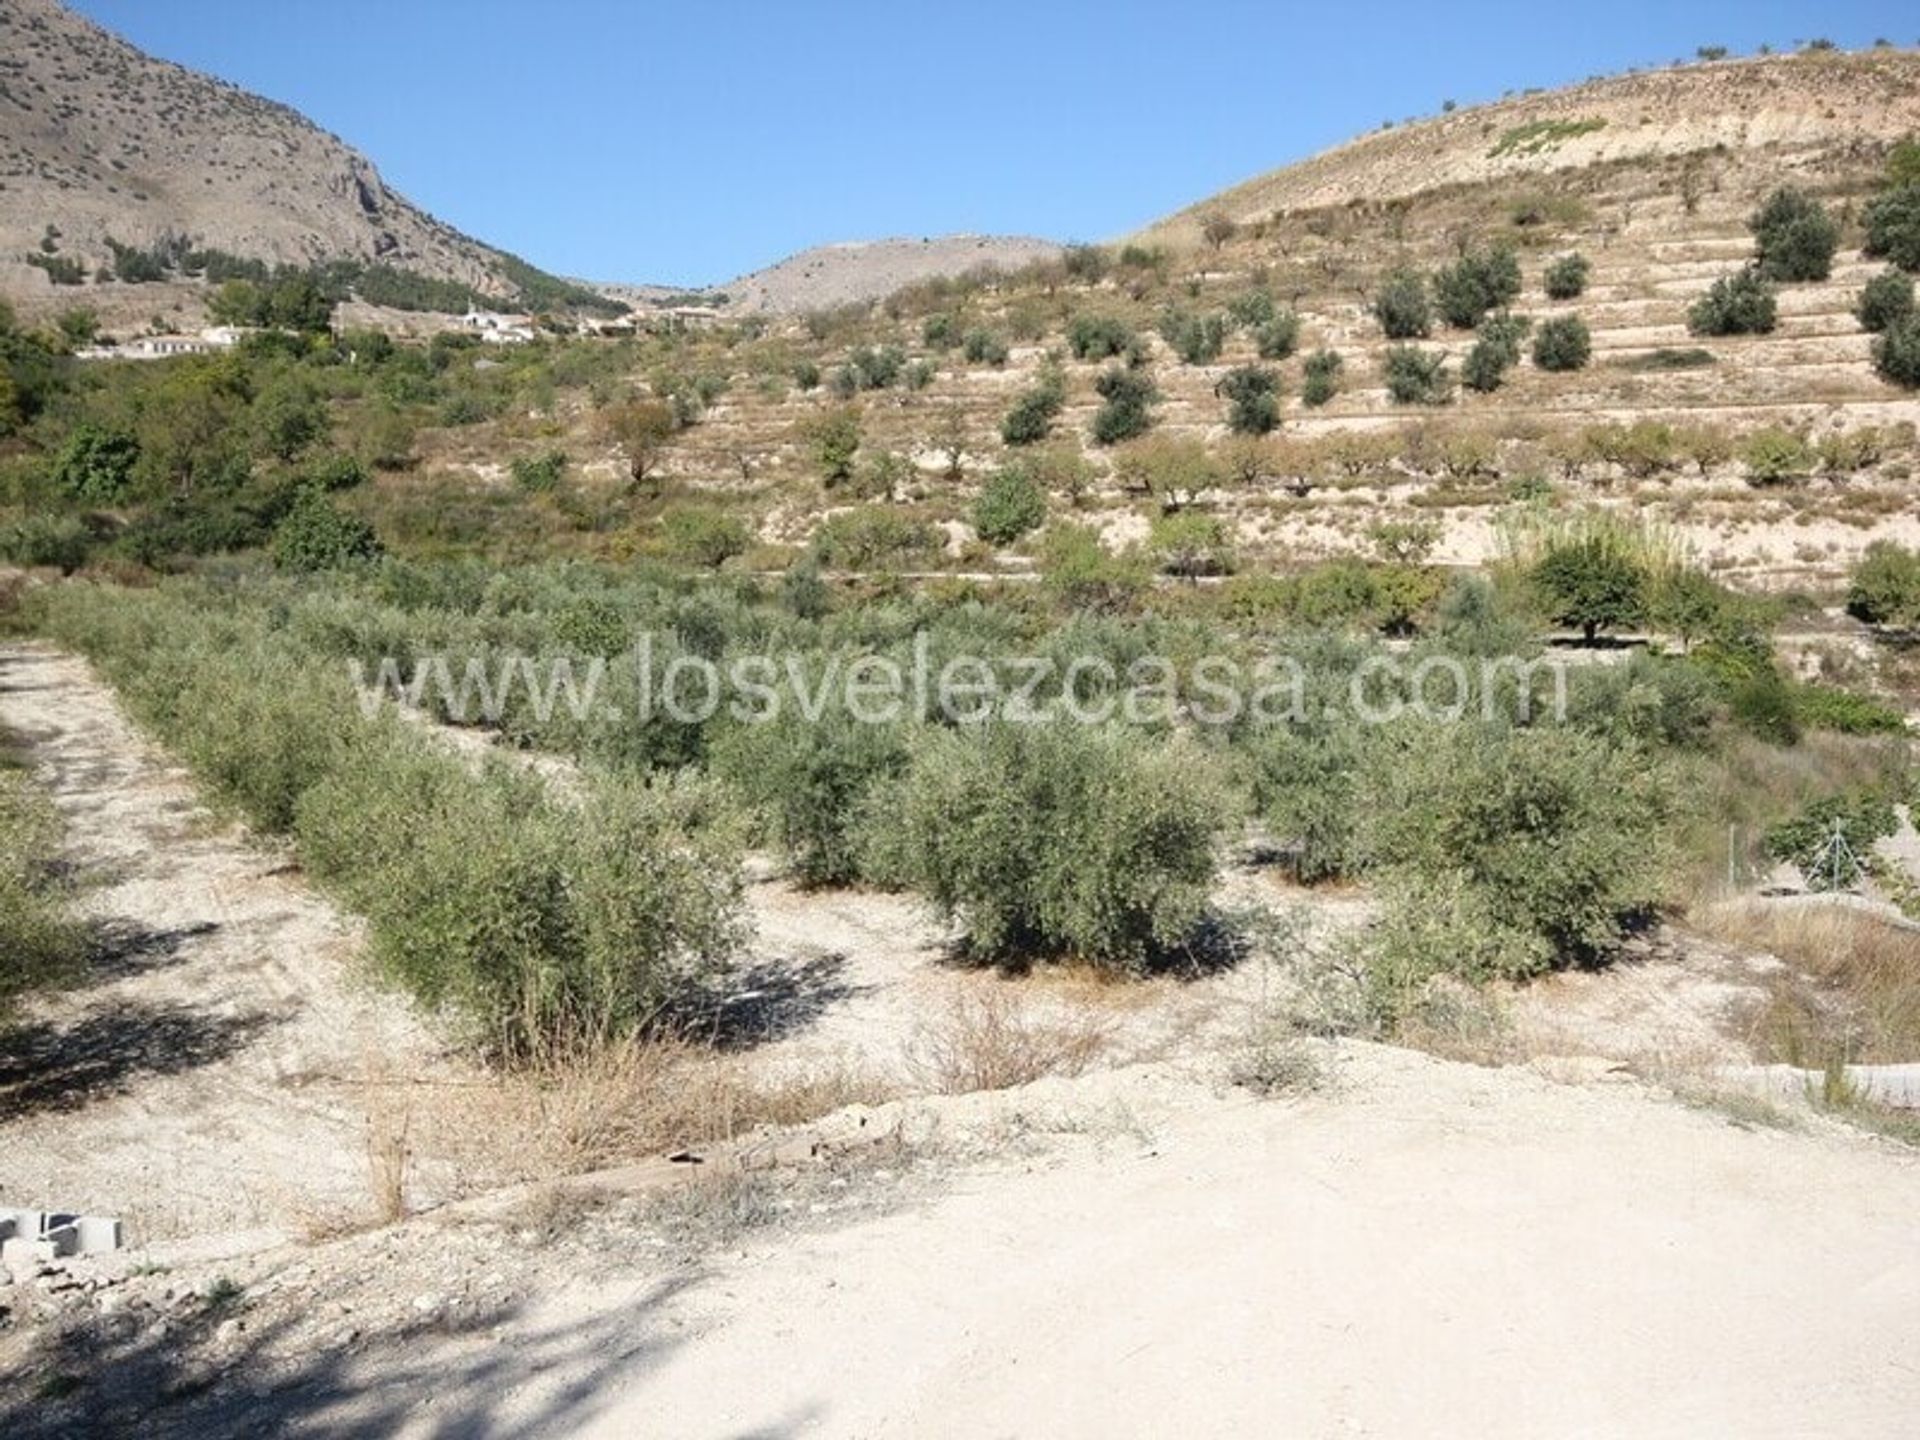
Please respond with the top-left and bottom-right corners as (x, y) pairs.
(0, 0), (554, 305)
(1141, 48), (1920, 245)
(720, 234), (1065, 314)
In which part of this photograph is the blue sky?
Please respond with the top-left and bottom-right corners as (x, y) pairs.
(67, 1), (1920, 287)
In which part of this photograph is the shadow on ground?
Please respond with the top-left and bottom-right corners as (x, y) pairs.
(0, 1001), (277, 1120)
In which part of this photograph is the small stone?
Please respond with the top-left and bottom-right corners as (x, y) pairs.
(411, 1293), (442, 1314)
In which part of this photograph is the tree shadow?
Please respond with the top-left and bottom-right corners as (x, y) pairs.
(0, 1268), (824, 1440)
(0, 1002), (278, 1120)
(81, 918), (220, 984)
(683, 952), (869, 1050)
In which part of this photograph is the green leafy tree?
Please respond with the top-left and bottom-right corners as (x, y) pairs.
(1382, 346), (1452, 405)
(1066, 313), (1136, 360)
(1749, 188), (1840, 281)
(1216, 365), (1281, 434)
(1090, 367), (1158, 445)
(1863, 183), (1920, 272)
(1874, 314), (1920, 387)
(1371, 268), (1432, 339)
(272, 489), (381, 571)
(1543, 253), (1591, 299)
(1301, 349), (1343, 407)
(1846, 540), (1920, 629)
(1687, 269), (1778, 335)
(52, 424), (139, 503)
(806, 405), (864, 485)
(1530, 536), (1647, 642)
(1150, 511), (1234, 578)
(972, 465), (1048, 544)
(600, 398), (679, 487)
(1432, 245), (1522, 328)
(1531, 315), (1592, 371)
(1857, 268), (1916, 332)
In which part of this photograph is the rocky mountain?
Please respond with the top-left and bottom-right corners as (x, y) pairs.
(0, 0), (571, 312)
(714, 234), (1065, 315)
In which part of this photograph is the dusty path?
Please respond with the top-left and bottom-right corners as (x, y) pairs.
(0, 643), (467, 1243)
(563, 1049), (1920, 1440)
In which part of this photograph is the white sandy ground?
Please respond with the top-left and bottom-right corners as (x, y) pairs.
(4, 641), (1920, 1436)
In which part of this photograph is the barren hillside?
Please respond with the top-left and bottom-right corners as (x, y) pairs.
(1143, 48), (1920, 246)
(719, 235), (1066, 314)
(0, 0), (543, 304)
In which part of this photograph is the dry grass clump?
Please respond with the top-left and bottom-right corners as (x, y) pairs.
(904, 988), (1112, 1095)
(1696, 899), (1920, 1065)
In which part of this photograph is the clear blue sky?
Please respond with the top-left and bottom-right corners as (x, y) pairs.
(67, 0), (1920, 287)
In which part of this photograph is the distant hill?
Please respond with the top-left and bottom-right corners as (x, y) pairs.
(1140, 47), (1920, 246)
(715, 235), (1065, 315)
(0, 0), (607, 317)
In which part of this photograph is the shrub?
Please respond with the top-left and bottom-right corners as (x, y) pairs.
(1371, 269), (1432, 339)
(711, 707), (908, 888)
(1530, 534), (1647, 642)
(972, 465), (1048, 544)
(1301, 349), (1343, 407)
(1040, 523), (1150, 612)
(0, 768), (83, 1016)
(1531, 315), (1592, 371)
(1382, 346), (1451, 405)
(1001, 375), (1066, 446)
(272, 490), (382, 571)
(1360, 725), (1673, 996)
(52, 424), (139, 503)
(1862, 183), (1920, 272)
(1741, 427), (1814, 485)
(1090, 367), (1158, 444)
(1687, 269), (1778, 335)
(1857, 269), (1916, 332)
(806, 406), (863, 485)
(1226, 290), (1276, 327)
(922, 313), (958, 350)
(1217, 365), (1281, 434)
(1432, 245), (1522, 328)
(864, 724), (1227, 971)
(846, 344), (905, 390)
(1113, 435), (1221, 511)
(1874, 315), (1920, 387)
(1462, 314), (1529, 393)
(1847, 541), (1920, 629)
(961, 328), (1009, 365)
(659, 506), (749, 568)
(1253, 312), (1301, 360)
(809, 507), (938, 570)
(1749, 187), (1840, 282)
(303, 452), (371, 494)
(1543, 252), (1591, 300)
(1160, 308), (1227, 364)
(1067, 313), (1137, 361)
(1150, 512), (1234, 578)
(600, 399), (679, 485)
(509, 450), (568, 494)
(1763, 794), (1898, 891)
(1792, 684), (1908, 737)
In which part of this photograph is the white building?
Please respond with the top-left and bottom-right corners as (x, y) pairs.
(461, 309), (536, 344)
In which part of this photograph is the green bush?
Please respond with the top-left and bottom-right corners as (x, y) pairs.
(1382, 346), (1451, 405)
(1160, 308), (1227, 364)
(1792, 684), (1908, 737)
(1763, 793), (1898, 891)
(1741, 427), (1814, 484)
(1360, 724), (1673, 996)
(1862, 183), (1920, 271)
(711, 708), (908, 887)
(1857, 269), (1916, 332)
(52, 424), (139, 503)
(1217, 365), (1281, 434)
(0, 767), (84, 1017)
(1543, 253), (1591, 300)
(1530, 534), (1647, 642)
(1090, 367), (1158, 444)
(1001, 376), (1066, 446)
(1749, 187), (1840, 282)
(1301, 349), (1343, 407)
(969, 461), (1046, 544)
(1531, 315), (1592, 371)
(864, 723), (1227, 971)
(273, 489), (382, 571)
(810, 508), (939, 570)
(1846, 541), (1920, 629)
(1687, 269), (1778, 336)
(1371, 269), (1432, 339)
(1253, 312), (1301, 360)
(509, 450), (568, 494)
(1067, 313), (1137, 361)
(1874, 314), (1920, 387)
(1040, 523), (1151, 612)
(659, 506), (749, 568)
(1462, 314), (1529, 393)
(1149, 512), (1234, 578)
(1432, 246), (1522, 328)
(807, 406), (863, 484)
(961, 328), (1009, 366)
(0, 515), (91, 574)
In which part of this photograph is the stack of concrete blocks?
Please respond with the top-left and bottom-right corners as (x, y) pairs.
(0, 1207), (122, 1274)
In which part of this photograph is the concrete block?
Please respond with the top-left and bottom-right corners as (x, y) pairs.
(1, 1236), (57, 1271)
